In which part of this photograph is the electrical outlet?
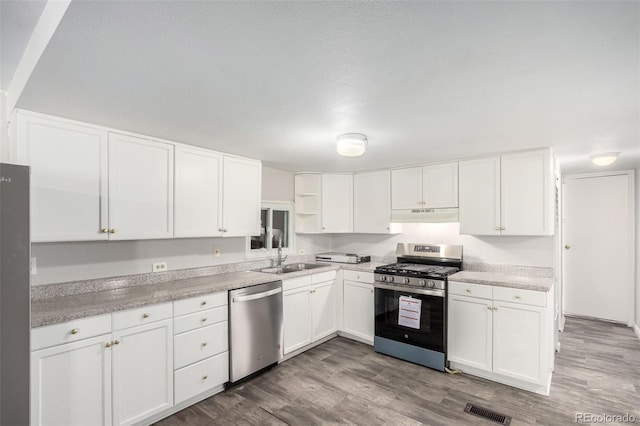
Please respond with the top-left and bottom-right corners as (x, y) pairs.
(152, 262), (167, 272)
(213, 247), (221, 257)
(31, 257), (37, 275)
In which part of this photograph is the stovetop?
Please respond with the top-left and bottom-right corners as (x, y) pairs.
(375, 262), (460, 279)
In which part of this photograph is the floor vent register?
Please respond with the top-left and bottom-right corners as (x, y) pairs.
(464, 403), (512, 425)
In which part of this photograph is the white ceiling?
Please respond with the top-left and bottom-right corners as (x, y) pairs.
(6, 1), (640, 173)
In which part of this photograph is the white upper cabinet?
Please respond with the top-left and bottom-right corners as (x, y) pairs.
(108, 133), (174, 240)
(14, 111), (109, 242)
(391, 162), (458, 210)
(221, 156), (261, 237)
(321, 174), (353, 233)
(294, 174), (322, 233)
(459, 149), (554, 236)
(354, 170), (400, 234)
(174, 146), (223, 238)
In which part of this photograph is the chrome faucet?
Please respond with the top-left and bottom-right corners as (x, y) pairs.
(272, 236), (287, 267)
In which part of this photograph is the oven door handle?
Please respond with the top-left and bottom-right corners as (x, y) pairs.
(373, 282), (445, 297)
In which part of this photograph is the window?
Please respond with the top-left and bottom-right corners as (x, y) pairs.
(246, 202), (294, 258)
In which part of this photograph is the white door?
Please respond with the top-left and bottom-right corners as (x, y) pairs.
(283, 287), (313, 354)
(174, 146), (223, 237)
(492, 302), (547, 383)
(112, 319), (173, 426)
(391, 167), (422, 209)
(108, 133), (174, 240)
(422, 162), (459, 208)
(458, 156), (501, 235)
(222, 156), (262, 237)
(447, 294), (493, 372)
(354, 170), (392, 234)
(563, 173), (632, 323)
(31, 335), (112, 426)
(312, 281), (337, 341)
(342, 280), (374, 343)
(19, 113), (109, 242)
(321, 174), (353, 233)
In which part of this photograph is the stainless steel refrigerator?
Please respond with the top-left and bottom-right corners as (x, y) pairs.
(0, 163), (30, 425)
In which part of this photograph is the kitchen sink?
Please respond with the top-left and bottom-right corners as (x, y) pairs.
(259, 263), (326, 274)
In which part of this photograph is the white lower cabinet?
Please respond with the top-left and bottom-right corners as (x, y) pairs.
(283, 271), (337, 355)
(173, 293), (229, 406)
(447, 281), (554, 395)
(341, 270), (374, 345)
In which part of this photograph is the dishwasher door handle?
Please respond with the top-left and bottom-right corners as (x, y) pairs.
(232, 287), (282, 303)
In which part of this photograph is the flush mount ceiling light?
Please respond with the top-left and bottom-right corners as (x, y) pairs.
(336, 133), (367, 157)
(590, 152), (620, 166)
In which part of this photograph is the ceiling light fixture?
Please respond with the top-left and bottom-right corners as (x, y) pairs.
(590, 152), (620, 166)
(336, 133), (367, 157)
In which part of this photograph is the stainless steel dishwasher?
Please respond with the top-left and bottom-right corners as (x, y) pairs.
(229, 280), (283, 383)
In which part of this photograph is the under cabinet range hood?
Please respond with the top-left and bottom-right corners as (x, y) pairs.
(390, 207), (459, 223)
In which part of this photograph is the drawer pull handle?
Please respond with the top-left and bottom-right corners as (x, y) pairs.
(201, 342), (208, 347)
(514, 295), (521, 300)
(114, 339), (120, 345)
(201, 317), (208, 322)
(465, 289), (471, 293)
(201, 301), (207, 306)
(143, 313), (150, 318)
(202, 375), (208, 380)
(70, 329), (79, 335)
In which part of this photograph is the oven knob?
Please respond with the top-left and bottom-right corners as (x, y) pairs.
(388, 276), (395, 282)
(427, 280), (436, 288)
(404, 334), (409, 339)
(380, 275), (387, 282)
(418, 280), (426, 287)
(402, 278), (410, 284)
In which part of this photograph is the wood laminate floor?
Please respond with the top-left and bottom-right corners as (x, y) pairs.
(156, 317), (640, 425)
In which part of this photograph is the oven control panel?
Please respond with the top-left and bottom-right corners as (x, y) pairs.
(374, 274), (445, 291)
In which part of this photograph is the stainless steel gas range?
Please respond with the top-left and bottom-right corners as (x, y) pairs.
(373, 243), (463, 371)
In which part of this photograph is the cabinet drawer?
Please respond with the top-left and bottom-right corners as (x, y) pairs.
(174, 292), (228, 316)
(174, 306), (228, 334)
(343, 270), (373, 283)
(174, 322), (228, 369)
(493, 286), (547, 308)
(282, 275), (312, 291)
(112, 302), (172, 330)
(448, 281), (492, 299)
(312, 270), (337, 284)
(174, 351), (229, 405)
(31, 314), (112, 351)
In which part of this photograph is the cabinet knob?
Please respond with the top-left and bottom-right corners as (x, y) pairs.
(143, 313), (150, 318)
(201, 342), (208, 347)
(487, 306), (492, 310)
(109, 229), (117, 234)
(202, 375), (208, 380)
(493, 306), (498, 311)
(201, 317), (208, 322)
(70, 328), (79, 335)
(514, 295), (521, 300)
(218, 227), (224, 232)
(101, 228), (109, 234)
(501, 227), (506, 231)
(465, 288), (471, 293)
(495, 226), (501, 231)
(223, 228), (228, 233)
(201, 301), (207, 306)
(114, 339), (120, 345)
(564, 244), (571, 250)
(105, 342), (112, 348)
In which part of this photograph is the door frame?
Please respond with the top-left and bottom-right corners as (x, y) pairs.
(560, 170), (636, 327)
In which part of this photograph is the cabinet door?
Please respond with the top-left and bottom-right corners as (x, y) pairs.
(283, 286), (313, 354)
(112, 319), (173, 426)
(458, 156), (501, 235)
(222, 156), (261, 237)
(501, 149), (553, 236)
(31, 334), (112, 426)
(321, 174), (353, 233)
(422, 162), (458, 208)
(391, 167), (422, 209)
(18, 113), (109, 242)
(492, 302), (548, 384)
(342, 280), (374, 344)
(447, 294), (493, 372)
(312, 280), (337, 341)
(174, 146), (223, 237)
(108, 133), (174, 240)
(354, 170), (392, 234)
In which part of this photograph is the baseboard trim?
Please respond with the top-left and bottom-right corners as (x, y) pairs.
(633, 322), (640, 340)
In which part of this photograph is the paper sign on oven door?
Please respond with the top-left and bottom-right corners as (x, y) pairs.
(398, 295), (421, 329)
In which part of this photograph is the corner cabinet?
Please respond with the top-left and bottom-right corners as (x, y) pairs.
(447, 281), (554, 395)
(221, 156), (262, 237)
(282, 271), (337, 355)
(458, 149), (554, 236)
(294, 173), (353, 233)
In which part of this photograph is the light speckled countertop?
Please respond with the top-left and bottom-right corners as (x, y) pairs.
(449, 271), (554, 292)
(32, 264), (340, 328)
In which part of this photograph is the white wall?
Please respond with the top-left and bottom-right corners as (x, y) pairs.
(332, 223), (555, 267)
(262, 166), (293, 202)
(636, 165), (640, 330)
